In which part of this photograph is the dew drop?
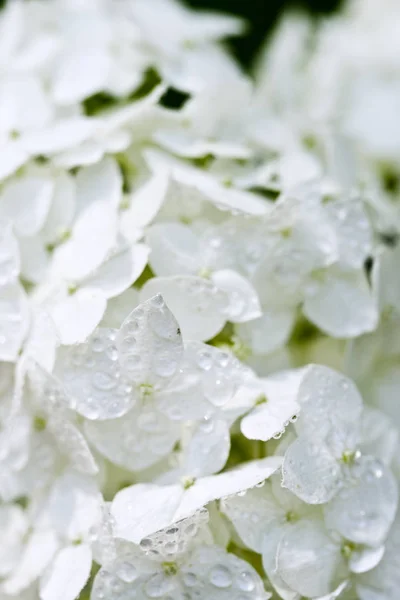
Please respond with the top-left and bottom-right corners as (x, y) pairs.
(91, 336), (105, 353)
(184, 523), (198, 536)
(123, 335), (137, 351)
(237, 571), (256, 592)
(197, 351), (212, 370)
(366, 458), (384, 480)
(93, 371), (117, 391)
(125, 320), (139, 335)
(107, 346), (118, 361)
(116, 562), (137, 583)
(209, 565), (232, 588)
(151, 294), (165, 308)
(199, 417), (214, 433)
(216, 352), (229, 368)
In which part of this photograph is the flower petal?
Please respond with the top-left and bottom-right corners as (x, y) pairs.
(0, 281), (30, 361)
(176, 456), (282, 522)
(182, 419), (230, 478)
(240, 369), (304, 441)
(120, 172), (169, 242)
(211, 269), (262, 323)
(50, 288), (107, 345)
(111, 483), (183, 544)
(303, 271), (378, 338)
(117, 295), (183, 388)
(55, 327), (135, 420)
(84, 244), (149, 299)
(39, 544), (92, 600)
(324, 456), (398, 546)
(0, 174), (53, 236)
(51, 202), (118, 282)
(181, 545), (269, 599)
(282, 436), (342, 504)
(236, 308), (295, 355)
(276, 520), (345, 598)
(295, 364), (363, 441)
(140, 276), (228, 342)
(146, 222), (202, 277)
(3, 529), (59, 595)
(84, 404), (180, 471)
(221, 483), (282, 553)
(47, 470), (102, 541)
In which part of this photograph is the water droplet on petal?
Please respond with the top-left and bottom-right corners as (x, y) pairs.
(151, 294), (165, 308)
(199, 417), (214, 433)
(237, 571), (256, 592)
(197, 351), (213, 370)
(125, 320), (139, 335)
(93, 371), (117, 391)
(209, 565), (232, 588)
(91, 336), (105, 352)
(107, 346), (118, 361)
(116, 562), (137, 583)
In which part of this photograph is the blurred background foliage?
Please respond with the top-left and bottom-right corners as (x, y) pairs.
(186, 0), (343, 67)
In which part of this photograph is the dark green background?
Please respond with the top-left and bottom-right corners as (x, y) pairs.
(186, 0), (342, 67)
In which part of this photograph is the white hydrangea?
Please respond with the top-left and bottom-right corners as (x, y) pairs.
(0, 0), (399, 599)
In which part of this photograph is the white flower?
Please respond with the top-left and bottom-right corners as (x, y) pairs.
(239, 368), (305, 442)
(221, 474), (314, 600)
(92, 510), (268, 600)
(0, 220), (29, 361)
(155, 418), (231, 484)
(356, 512), (400, 600)
(111, 456), (281, 544)
(3, 469), (103, 600)
(0, 0), (400, 596)
(281, 366), (398, 547)
(29, 157), (149, 344)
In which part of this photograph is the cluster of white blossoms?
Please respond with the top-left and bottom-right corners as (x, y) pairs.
(1, 0), (400, 599)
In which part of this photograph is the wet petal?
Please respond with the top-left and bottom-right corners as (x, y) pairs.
(181, 545), (269, 599)
(276, 520), (345, 598)
(282, 436), (342, 504)
(221, 483), (282, 553)
(84, 404), (180, 471)
(212, 269), (262, 323)
(55, 327), (135, 420)
(117, 295), (183, 388)
(303, 271), (378, 338)
(324, 456), (398, 546)
(140, 275), (228, 342)
(40, 544), (92, 600)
